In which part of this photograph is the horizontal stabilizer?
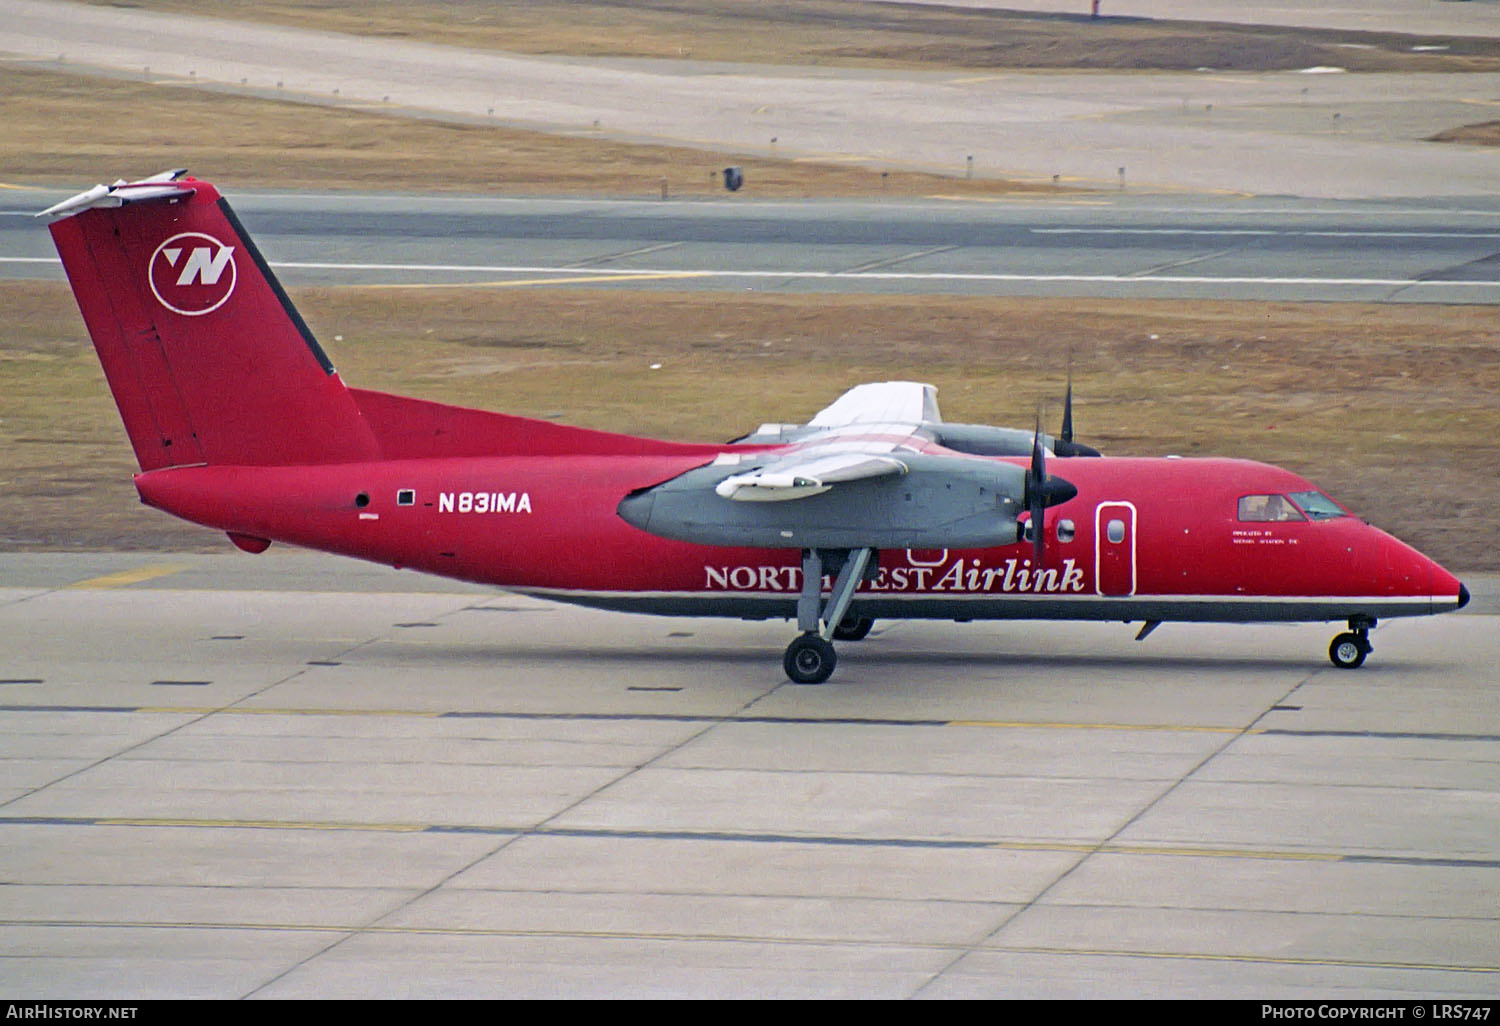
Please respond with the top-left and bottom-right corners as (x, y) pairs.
(37, 169), (194, 220)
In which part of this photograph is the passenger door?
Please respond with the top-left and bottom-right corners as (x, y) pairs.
(1095, 502), (1137, 597)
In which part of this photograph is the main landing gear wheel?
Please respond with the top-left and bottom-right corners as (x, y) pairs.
(784, 634), (837, 685)
(784, 547), (874, 684)
(831, 614), (874, 642)
(1329, 631), (1370, 670)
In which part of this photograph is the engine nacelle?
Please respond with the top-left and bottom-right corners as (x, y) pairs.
(618, 457), (1028, 550)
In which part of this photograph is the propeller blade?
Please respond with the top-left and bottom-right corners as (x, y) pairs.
(1029, 418), (1046, 566)
(1051, 359), (1102, 458)
(1023, 413), (1080, 564)
(1061, 366), (1075, 445)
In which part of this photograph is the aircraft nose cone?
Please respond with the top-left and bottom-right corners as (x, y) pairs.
(1458, 582), (1471, 610)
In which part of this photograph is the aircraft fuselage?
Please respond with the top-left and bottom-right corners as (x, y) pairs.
(132, 449), (1462, 627)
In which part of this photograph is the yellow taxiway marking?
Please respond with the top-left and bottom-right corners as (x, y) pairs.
(1, 918), (1489, 973)
(994, 944), (1498, 974)
(99, 817), (428, 832)
(1093, 842), (1336, 862)
(364, 271), (709, 290)
(73, 815), (1335, 863)
(0, 181), (39, 191)
(64, 563), (191, 589)
(951, 719), (1253, 735)
(136, 706), (444, 717)
(791, 154), (874, 164)
(926, 193), (1109, 204)
(974, 838), (1336, 862)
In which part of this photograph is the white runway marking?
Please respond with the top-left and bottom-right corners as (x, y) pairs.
(1032, 228), (1500, 239)
(8, 256), (1495, 291)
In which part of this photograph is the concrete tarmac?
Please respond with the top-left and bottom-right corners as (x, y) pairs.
(5, 0), (1500, 199)
(2, 552), (1497, 997)
(891, 0), (1500, 38)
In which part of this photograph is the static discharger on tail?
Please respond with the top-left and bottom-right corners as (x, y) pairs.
(40, 171), (1469, 684)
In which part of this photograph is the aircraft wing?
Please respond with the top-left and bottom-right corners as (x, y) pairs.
(714, 450), (909, 501)
(616, 380), (1078, 549)
(713, 381), (938, 501)
(807, 381), (941, 427)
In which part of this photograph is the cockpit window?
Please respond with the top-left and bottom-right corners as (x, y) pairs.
(1238, 493), (1306, 523)
(1287, 490), (1347, 521)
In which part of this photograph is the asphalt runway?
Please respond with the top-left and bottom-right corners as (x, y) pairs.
(2, 552), (1498, 998)
(10, 189), (1500, 303)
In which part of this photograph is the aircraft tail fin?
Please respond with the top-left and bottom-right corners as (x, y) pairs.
(42, 171), (379, 470)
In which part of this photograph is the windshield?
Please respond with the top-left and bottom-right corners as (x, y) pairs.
(1287, 490), (1347, 521)
(1238, 493), (1305, 522)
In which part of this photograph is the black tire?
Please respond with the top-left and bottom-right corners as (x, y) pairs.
(831, 614), (874, 642)
(784, 634), (837, 684)
(1329, 632), (1368, 669)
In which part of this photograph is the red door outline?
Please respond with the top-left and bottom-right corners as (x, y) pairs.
(1095, 502), (1137, 597)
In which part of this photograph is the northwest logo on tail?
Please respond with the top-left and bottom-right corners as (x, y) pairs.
(148, 232), (237, 316)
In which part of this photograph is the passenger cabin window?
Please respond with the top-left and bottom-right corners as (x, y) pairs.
(1056, 519), (1076, 543)
(1106, 519), (1125, 543)
(1238, 493), (1306, 523)
(1287, 490), (1347, 521)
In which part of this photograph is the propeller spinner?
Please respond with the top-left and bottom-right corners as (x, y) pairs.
(1023, 417), (1078, 565)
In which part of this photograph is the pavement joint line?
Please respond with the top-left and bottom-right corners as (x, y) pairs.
(561, 241), (686, 268)
(1127, 247), (1236, 278)
(242, 630), (789, 998)
(841, 245), (958, 274)
(0, 918), (1491, 973)
(917, 672), (1311, 996)
(3, 703), (1497, 743)
(0, 702), (1253, 733)
(10, 703), (1500, 743)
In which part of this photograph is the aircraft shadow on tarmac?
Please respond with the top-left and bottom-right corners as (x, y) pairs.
(352, 640), (1443, 676)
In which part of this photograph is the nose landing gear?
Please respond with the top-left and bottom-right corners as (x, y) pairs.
(1329, 617), (1375, 669)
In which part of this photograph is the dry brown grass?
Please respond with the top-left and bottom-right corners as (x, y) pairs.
(81, 0), (1500, 73)
(5, 281), (1497, 568)
(0, 65), (1052, 198)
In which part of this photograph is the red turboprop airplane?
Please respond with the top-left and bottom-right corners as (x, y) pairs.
(40, 172), (1468, 683)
